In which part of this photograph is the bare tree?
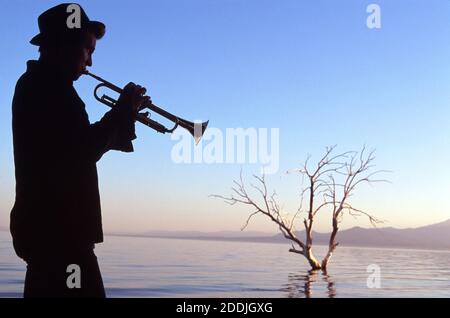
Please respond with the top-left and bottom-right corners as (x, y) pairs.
(212, 146), (388, 271)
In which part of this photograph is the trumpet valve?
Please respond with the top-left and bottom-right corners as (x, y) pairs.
(139, 111), (150, 118)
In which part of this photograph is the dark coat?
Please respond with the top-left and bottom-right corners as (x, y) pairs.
(10, 60), (136, 260)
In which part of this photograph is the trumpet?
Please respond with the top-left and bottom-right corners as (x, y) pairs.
(83, 70), (209, 145)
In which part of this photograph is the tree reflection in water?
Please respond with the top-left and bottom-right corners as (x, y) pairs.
(282, 270), (336, 298)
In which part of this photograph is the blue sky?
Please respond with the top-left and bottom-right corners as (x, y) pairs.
(1, 0), (450, 233)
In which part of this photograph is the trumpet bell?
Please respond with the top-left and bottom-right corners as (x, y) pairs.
(179, 120), (209, 145)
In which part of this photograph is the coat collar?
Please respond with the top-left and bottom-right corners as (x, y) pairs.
(26, 60), (73, 87)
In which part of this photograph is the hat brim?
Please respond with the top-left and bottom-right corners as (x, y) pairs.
(30, 20), (106, 46)
(87, 20), (105, 40)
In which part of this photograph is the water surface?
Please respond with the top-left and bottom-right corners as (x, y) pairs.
(1, 231), (449, 297)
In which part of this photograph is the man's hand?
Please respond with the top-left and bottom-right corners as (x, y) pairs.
(117, 82), (151, 115)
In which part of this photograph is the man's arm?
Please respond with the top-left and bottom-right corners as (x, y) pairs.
(84, 105), (137, 162)
(13, 77), (148, 166)
(82, 81), (148, 161)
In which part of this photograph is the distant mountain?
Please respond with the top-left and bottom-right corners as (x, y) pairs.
(109, 230), (274, 241)
(120, 219), (450, 250)
(141, 230), (271, 238)
(280, 219), (450, 250)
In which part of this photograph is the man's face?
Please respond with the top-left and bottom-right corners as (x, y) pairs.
(63, 31), (96, 81)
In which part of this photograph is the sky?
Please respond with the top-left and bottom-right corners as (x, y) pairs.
(1, 0), (450, 234)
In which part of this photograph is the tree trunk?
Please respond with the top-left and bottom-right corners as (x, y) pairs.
(321, 216), (339, 270)
(304, 248), (322, 270)
(321, 248), (334, 270)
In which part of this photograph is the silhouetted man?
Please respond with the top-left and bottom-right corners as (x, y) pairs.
(10, 3), (149, 297)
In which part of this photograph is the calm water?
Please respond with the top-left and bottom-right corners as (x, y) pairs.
(0, 230), (449, 298)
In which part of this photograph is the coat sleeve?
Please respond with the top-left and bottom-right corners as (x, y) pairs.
(83, 105), (137, 162)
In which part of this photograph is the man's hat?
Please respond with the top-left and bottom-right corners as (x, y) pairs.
(30, 3), (105, 46)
